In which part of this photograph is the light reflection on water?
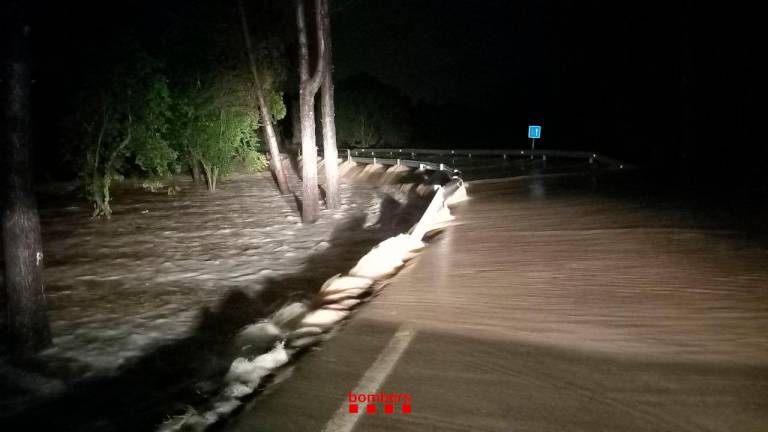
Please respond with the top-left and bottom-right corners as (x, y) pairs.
(367, 170), (768, 364)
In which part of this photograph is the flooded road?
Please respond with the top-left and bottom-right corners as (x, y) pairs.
(226, 171), (768, 432)
(371, 174), (768, 364)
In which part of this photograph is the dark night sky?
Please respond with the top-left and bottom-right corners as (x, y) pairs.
(332, 1), (762, 163)
(5, 0), (766, 182)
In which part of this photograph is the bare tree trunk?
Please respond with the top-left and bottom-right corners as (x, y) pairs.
(201, 160), (217, 192)
(237, 0), (290, 195)
(299, 92), (320, 221)
(296, 0), (326, 223)
(1, 14), (52, 356)
(320, 0), (340, 209)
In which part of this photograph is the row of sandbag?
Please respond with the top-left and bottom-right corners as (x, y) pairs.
(158, 175), (467, 432)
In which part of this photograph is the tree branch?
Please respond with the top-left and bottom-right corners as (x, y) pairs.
(308, 0), (326, 93)
(297, 0), (310, 82)
(297, 0), (325, 93)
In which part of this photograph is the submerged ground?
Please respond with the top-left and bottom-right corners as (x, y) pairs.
(0, 170), (432, 430)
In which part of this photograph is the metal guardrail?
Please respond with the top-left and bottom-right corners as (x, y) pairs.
(342, 148), (624, 168)
(346, 156), (460, 176)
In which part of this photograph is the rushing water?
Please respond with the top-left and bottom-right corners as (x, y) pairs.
(0, 171), (432, 431)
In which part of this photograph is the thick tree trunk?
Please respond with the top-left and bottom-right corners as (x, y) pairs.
(299, 91), (320, 221)
(237, 0), (290, 195)
(2, 17), (52, 356)
(320, 0), (340, 209)
(296, 0), (326, 223)
(296, 0), (325, 223)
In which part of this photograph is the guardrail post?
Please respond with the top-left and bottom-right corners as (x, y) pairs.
(396, 159), (401, 166)
(373, 157), (377, 165)
(346, 148), (351, 162)
(439, 163), (445, 171)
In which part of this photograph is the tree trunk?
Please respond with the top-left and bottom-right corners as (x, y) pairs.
(237, 0), (290, 196)
(1, 16), (52, 356)
(320, 0), (340, 209)
(201, 161), (216, 192)
(296, 0), (326, 223)
(189, 156), (201, 185)
(256, 89), (289, 195)
(96, 128), (130, 219)
(299, 91), (320, 221)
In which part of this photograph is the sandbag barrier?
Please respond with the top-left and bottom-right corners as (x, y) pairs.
(158, 161), (468, 432)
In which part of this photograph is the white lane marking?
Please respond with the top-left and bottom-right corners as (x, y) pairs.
(322, 324), (416, 432)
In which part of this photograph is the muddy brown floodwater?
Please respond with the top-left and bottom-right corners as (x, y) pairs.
(364, 174), (768, 363)
(3, 164), (768, 432)
(0, 171), (433, 431)
(225, 171), (768, 432)
(34, 175), (383, 370)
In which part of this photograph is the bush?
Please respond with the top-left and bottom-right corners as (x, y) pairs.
(242, 149), (269, 173)
(65, 46), (176, 218)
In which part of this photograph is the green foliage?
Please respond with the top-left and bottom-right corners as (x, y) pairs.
(131, 78), (176, 175)
(67, 45), (177, 218)
(242, 148), (269, 173)
(335, 74), (414, 148)
(61, 7), (291, 214)
(267, 90), (287, 121)
(141, 178), (167, 192)
(253, 38), (289, 122)
(168, 39), (289, 191)
(173, 71), (266, 191)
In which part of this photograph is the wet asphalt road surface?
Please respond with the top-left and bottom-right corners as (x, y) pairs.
(226, 172), (768, 432)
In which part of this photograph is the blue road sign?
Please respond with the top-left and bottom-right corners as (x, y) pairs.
(528, 125), (541, 139)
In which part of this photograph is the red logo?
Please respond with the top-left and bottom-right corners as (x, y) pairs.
(347, 392), (412, 415)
